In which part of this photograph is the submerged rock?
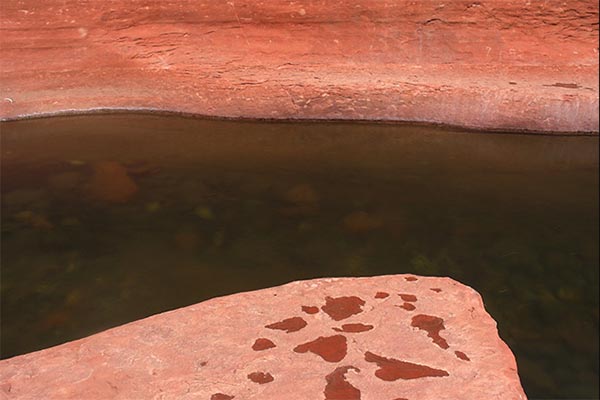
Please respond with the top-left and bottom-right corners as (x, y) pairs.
(280, 184), (320, 216)
(0, 275), (526, 399)
(194, 205), (215, 220)
(14, 211), (53, 230)
(47, 171), (82, 191)
(342, 211), (383, 233)
(283, 184), (319, 206)
(174, 230), (201, 252)
(86, 161), (138, 203)
(145, 202), (161, 213)
(3, 189), (46, 207)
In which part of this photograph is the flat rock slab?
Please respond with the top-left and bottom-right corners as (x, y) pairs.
(0, 275), (526, 399)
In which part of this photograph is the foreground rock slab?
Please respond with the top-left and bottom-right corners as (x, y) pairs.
(0, 275), (526, 399)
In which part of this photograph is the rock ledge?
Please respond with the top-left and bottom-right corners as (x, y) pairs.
(0, 0), (598, 133)
(0, 275), (527, 400)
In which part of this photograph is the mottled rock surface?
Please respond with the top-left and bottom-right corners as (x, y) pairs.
(0, 0), (598, 133)
(0, 275), (527, 399)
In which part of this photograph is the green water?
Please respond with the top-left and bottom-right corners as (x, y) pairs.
(1, 114), (598, 399)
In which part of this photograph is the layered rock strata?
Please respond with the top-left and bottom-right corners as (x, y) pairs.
(0, 0), (598, 133)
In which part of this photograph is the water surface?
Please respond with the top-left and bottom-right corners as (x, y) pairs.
(1, 114), (598, 398)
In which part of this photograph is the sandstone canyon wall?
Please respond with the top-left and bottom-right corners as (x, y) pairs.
(0, 0), (598, 132)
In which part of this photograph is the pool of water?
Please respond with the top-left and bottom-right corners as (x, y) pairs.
(1, 114), (598, 398)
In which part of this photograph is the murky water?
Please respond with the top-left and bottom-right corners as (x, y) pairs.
(1, 114), (598, 398)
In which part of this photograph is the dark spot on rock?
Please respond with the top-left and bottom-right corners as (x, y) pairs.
(398, 302), (416, 311)
(411, 314), (449, 349)
(211, 394), (234, 400)
(399, 293), (417, 302)
(247, 372), (274, 384)
(405, 276), (418, 281)
(252, 338), (276, 351)
(455, 351), (470, 361)
(0, 383), (12, 394)
(324, 366), (361, 400)
(321, 296), (365, 321)
(364, 351), (449, 380)
(333, 323), (374, 333)
(508, 81), (517, 85)
(294, 335), (348, 362)
(544, 82), (580, 89)
(375, 292), (389, 299)
(302, 305), (319, 314)
(430, 288), (442, 293)
(265, 316), (307, 333)
(199, 361), (208, 367)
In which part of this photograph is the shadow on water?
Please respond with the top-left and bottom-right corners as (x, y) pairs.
(1, 114), (598, 398)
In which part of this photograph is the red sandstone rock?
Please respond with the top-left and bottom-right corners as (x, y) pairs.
(0, 275), (527, 399)
(293, 335), (348, 363)
(86, 161), (138, 203)
(342, 211), (384, 234)
(321, 296), (366, 321)
(301, 305), (320, 314)
(333, 323), (375, 333)
(265, 316), (307, 333)
(400, 302), (417, 311)
(0, 0), (597, 133)
(252, 338), (276, 351)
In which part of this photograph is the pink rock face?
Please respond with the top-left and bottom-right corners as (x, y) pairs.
(0, 0), (598, 133)
(0, 275), (527, 399)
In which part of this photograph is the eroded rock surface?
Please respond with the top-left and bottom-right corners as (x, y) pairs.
(0, 0), (597, 133)
(0, 275), (526, 399)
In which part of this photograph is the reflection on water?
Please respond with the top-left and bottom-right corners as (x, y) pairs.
(1, 114), (598, 398)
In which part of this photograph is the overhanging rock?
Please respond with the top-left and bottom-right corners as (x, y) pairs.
(0, 0), (598, 133)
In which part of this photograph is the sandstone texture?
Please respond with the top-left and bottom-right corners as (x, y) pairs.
(0, 0), (598, 133)
(0, 275), (526, 399)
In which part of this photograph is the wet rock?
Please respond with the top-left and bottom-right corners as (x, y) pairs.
(145, 202), (161, 213)
(65, 289), (83, 307)
(280, 184), (320, 216)
(174, 230), (201, 252)
(516, 357), (557, 394)
(342, 211), (383, 233)
(0, 275), (526, 399)
(556, 286), (582, 302)
(86, 161), (138, 203)
(60, 217), (81, 227)
(344, 254), (368, 275)
(212, 229), (225, 247)
(47, 171), (82, 191)
(410, 254), (440, 275)
(194, 205), (215, 220)
(283, 184), (319, 206)
(14, 211), (53, 230)
(67, 160), (86, 166)
(238, 174), (273, 195)
(3, 189), (45, 207)
(39, 310), (69, 331)
(178, 180), (212, 205)
(124, 161), (160, 177)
